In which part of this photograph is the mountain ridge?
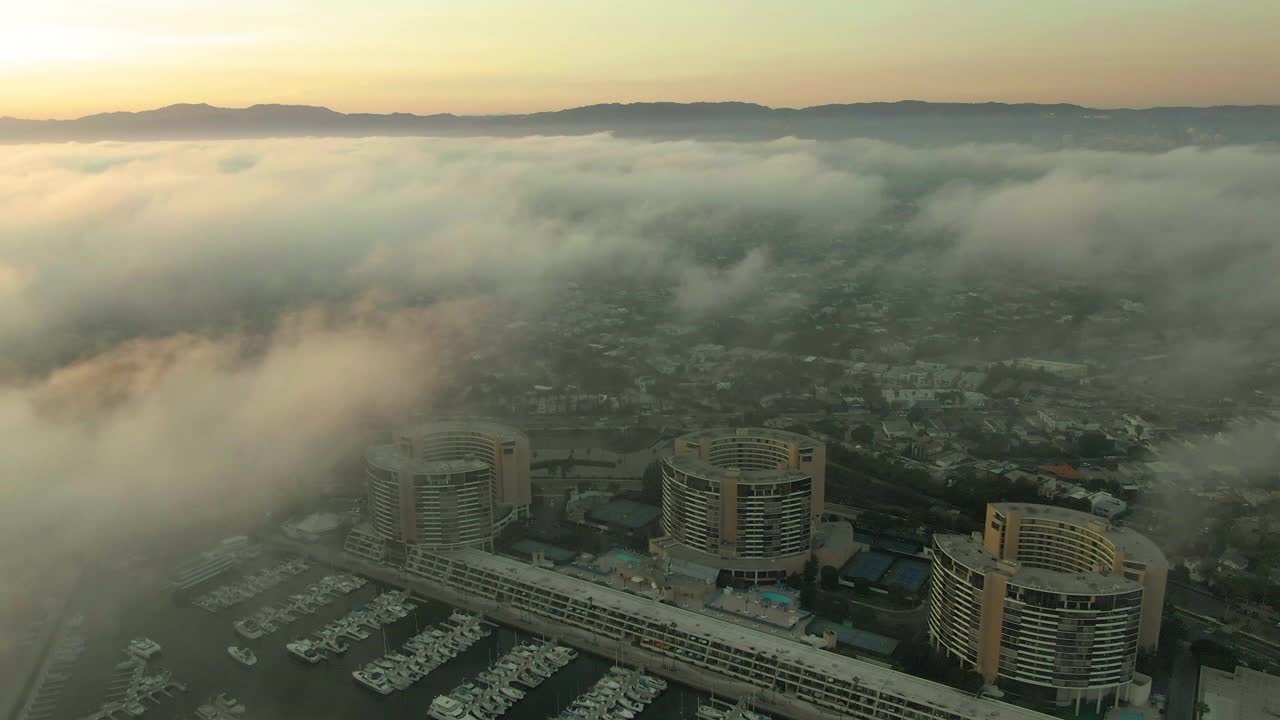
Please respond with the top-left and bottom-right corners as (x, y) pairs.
(4, 100), (1279, 148)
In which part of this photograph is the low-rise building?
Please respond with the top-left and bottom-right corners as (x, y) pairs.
(1088, 491), (1128, 518)
(1197, 665), (1280, 720)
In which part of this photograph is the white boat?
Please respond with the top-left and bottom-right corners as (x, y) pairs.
(353, 669), (395, 695)
(127, 637), (161, 659)
(513, 672), (542, 689)
(696, 706), (728, 720)
(429, 696), (469, 720)
(233, 619), (264, 640)
(227, 645), (257, 666)
(498, 685), (525, 702)
(287, 639), (323, 663)
(640, 675), (666, 690)
(215, 693), (246, 714)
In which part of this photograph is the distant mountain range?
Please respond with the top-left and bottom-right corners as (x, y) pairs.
(4, 101), (1279, 148)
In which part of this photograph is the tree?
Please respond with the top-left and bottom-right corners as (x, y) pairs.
(850, 423), (875, 444)
(1076, 431), (1115, 458)
(801, 557), (819, 609)
(640, 461), (662, 503)
(1191, 638), (1238, 673)
(820, 565), (840, 590)
(907, 405), (926, 423)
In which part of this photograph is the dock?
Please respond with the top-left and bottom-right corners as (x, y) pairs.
(352, 611), (490, 694)
(428, 640), (576, 720)
(553, 665), (666, 720)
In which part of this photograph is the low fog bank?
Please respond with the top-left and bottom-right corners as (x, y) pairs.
(2, 134), (1280, 602)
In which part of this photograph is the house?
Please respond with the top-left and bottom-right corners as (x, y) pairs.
(1088, 491), (1128, 518)
(881, 418), (915, 441)
(1219, 549), (1251, 573)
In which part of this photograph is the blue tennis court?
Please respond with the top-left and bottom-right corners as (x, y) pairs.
(881, 558), (931, 593)
(841, 550), (895, 583)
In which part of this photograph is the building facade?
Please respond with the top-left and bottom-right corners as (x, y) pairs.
(928, 503), (1167, 709)
(397, 546), (1052, 720)
(654, 428), (825, 580)
(363, 419), (530, 551)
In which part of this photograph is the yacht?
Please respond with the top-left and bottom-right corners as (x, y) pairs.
(428, 696), (469, 720)
(513, 672), (542, 689)
(613, 708), (636, 720)
(227, 646), (257, 666)
(478, 696), (506, 716)
(286, 639), (323, 663)
(696, 706), (728, 720)
(353, 669), (394, 695)
(626, 688), (655, 703)
(640, 675), (666, 691)
(127, 637), (161, 659)
(214, 694), (246, 714)
(342, 624), (370, 641)
(498, 685), (525, 702)
(233, 619), (264, 640)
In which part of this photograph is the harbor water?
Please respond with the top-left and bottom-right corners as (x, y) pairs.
(42, 554), (714, 720)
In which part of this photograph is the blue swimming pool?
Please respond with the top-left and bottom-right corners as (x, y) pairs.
(761, 591), (792, 606)
(614, 551), (642, 563)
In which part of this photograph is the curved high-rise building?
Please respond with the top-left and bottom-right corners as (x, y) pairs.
(654, 428), (825, 581)
(363, 420), (530, 550)
(928, 503), (1167, 708)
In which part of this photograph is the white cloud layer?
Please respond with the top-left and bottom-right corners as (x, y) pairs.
(2, 134), (1279, 595)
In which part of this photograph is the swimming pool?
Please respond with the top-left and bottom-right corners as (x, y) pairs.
(614, 551), (642, 563)
(761, 591), (792, 606)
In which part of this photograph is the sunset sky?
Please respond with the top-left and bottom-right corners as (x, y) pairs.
(2, 0), (1277, 119)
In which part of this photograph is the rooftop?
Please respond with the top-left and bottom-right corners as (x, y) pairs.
(934, 534), (1144, 595)
(1198, 665), (1280, 720)
(991, 502), (1168, 568)
(366, 445), (490, 474)
(665, 452), (815, 484)
(436, 547), (1052, 720)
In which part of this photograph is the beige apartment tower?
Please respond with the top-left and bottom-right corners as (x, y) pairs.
(929, 502), (1168, 709)
(364, 419), (531, 551)
(654, 428), (825, 581)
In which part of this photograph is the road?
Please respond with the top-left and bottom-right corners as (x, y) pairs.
(1165, 644), (1198, 720)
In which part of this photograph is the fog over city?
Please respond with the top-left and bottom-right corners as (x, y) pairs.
(5, 129), (1280, 719)
(4, 133), (1280, 556)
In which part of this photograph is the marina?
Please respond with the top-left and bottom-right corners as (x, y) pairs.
(80, 646), (187, 720)
(555, 665), (667, 720)
(191, 558), (312, 613)
(232, 574), (365, 639)
(429, 639), (578, 720)
(353, 610), (491, 694)
(286, 588), (413, 660)
(20, 548), (713, 720)
(15, 614), (87, 720)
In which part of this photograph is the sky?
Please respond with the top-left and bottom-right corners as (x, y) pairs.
(1, 0), (1278, 119)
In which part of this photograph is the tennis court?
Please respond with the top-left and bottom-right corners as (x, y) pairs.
(841, 550), (895, 583)
(881, 558), (931, 593)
